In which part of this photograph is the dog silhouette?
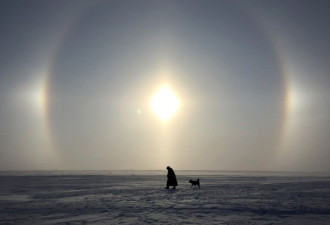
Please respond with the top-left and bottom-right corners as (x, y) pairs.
(189, 179), (200, 188)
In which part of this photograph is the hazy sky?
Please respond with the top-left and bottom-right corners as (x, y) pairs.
(1, 0), (330, 172)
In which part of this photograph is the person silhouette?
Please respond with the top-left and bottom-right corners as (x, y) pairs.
(165, 166), (178, 189)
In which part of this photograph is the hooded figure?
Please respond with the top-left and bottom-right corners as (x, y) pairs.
(166, 166), (178, 189)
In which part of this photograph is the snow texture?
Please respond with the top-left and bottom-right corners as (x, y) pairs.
(1, 171), (330, 224)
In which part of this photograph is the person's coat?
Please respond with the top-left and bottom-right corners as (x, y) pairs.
(167, 167), (178, 186)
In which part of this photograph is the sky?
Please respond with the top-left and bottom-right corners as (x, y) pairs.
(1, 0), (330, 172)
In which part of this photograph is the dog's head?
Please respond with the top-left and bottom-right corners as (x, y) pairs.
(188, 179), (193, 183)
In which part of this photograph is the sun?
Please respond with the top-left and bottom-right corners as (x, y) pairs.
(151, 86), (179, 121)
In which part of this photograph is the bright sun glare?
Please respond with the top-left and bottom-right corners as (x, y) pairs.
(151, 86), (179, 121)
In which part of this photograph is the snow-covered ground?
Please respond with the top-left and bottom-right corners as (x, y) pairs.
(1, 171), (330, 224)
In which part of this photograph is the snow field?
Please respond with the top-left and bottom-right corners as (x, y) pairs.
(1, 172), (330, 224)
